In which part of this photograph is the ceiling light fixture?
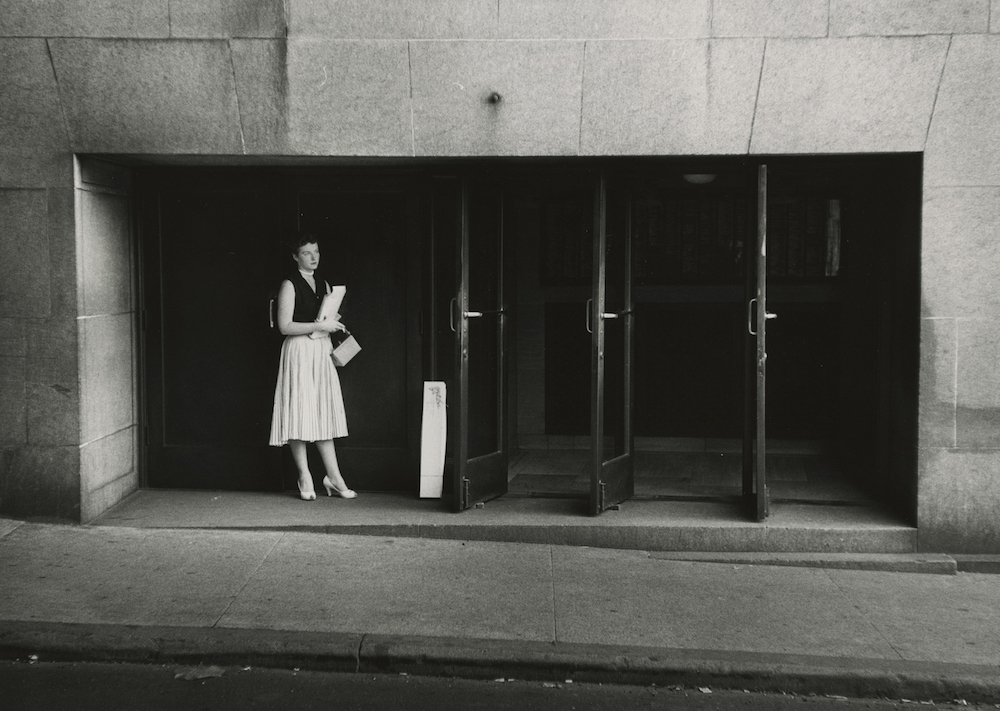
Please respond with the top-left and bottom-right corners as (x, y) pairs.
(683, 173), (717, 184)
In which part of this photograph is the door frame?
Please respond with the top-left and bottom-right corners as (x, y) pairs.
(589, 170), (636, 515)
(453, 174), (509, 510)
(744, 163), (772, 520)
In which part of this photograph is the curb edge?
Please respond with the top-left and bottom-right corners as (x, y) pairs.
(2, 621), (998, 704)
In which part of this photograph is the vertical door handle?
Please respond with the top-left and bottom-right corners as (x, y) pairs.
(449, 298), (457, 333)
(747, 298), (777, 336)
(586, 298), (593, 334)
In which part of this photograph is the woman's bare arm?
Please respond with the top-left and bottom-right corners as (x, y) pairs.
(276, 280), (339, 336)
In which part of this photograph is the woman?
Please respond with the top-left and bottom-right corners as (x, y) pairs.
(269, 233), (357, 501)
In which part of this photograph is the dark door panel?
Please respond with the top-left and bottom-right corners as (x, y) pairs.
(590, 174), (635, 514)
(145, 189), (287, 490)
(544, 302), (590, 436)
(296, 190), (418, 490)
(744, 163), (771, 520)
(455, 178), (508, 510)
(142, 173), (420, 493)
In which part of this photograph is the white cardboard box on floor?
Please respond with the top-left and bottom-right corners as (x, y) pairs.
(419, 381), (447, 498)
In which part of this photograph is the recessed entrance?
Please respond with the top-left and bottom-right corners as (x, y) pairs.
(138, 156), (920, 522)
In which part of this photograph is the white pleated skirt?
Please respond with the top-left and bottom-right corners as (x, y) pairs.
(269, 334), (348, 446)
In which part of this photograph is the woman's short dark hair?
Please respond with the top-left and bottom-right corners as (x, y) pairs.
(289, 232), (319, 256)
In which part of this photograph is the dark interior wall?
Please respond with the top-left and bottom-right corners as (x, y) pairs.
(427, 178), (461, 494)
(511, 197), (546, 444)
(809, 156), (922, 517)
(465, 186), (504, 460)
(297, 191), (413, 454)
(876, 157), (922, 522)
(142, 179), (289, 490)
(510, 158), (922, 465)
(141, 169), (422, 493)
(544, 301), (591, 436)
(633, 303), (743, 438)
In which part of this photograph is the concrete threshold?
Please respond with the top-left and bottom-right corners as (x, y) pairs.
(3, 621), (999, 704)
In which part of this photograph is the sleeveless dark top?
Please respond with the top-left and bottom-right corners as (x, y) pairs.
(289, 271), (328, 323)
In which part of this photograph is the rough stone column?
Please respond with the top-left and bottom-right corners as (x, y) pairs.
(0, 39), (81, 519)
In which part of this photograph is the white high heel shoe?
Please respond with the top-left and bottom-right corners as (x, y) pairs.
(322, 476), (357, 499)
(297, 478), (317, 501)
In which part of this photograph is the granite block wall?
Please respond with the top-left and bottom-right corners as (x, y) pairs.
(0, 198), (82, 516)
(751, 36), (948, 153)
(500, 0), (710, 39)
(0, 35), (79, 516)
(829, 0), (989, 36)
(0, 39), (73, 188)
(582, 39), (763, 155)
(0, 0), (997, 547)
(921, 32), (1000, 552)
(286, 40), (411, 155)
(49, 39), (245, 154)
(75, 159), (138, 523)
(290, 0), (497, 39)
(411, 40), (585, 156)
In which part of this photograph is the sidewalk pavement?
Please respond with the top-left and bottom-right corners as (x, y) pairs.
(1, 515), (999, 703)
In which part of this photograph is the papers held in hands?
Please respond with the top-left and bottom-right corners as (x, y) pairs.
(311, 285), (361, 366)
(309, 285), (346, 340)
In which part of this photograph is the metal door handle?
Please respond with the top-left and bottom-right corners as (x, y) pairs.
(588, 301), (630, 333)
(747, 298), (777, 336)
(451, 300), (502, 331)
(466, 309), (505, 318)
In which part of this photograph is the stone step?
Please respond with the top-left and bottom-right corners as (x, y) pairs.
(95, 490), (919, 557)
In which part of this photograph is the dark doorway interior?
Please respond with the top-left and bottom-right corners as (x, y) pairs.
(503, 156), (920, 521)
(140, 170), (422, 493)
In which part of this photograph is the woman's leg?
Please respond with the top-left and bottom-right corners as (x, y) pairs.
(288, 440), (313, 490)
(316, 439), (351, 492)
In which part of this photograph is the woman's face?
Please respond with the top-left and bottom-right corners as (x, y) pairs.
(293, 242), (320, 273)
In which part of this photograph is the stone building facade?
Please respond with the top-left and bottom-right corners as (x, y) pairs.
(0, 0), (997, 551)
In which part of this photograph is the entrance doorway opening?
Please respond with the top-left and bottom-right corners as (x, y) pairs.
(138, 155), (920, 522)
(440, 156), (920, 520)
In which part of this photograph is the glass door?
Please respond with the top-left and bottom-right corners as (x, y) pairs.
(589, 172), (635, 514)
(743, 164), (773, 520)
(454, 177), (508, 510)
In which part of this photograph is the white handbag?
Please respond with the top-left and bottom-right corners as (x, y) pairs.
(330, 330), (361, 367)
